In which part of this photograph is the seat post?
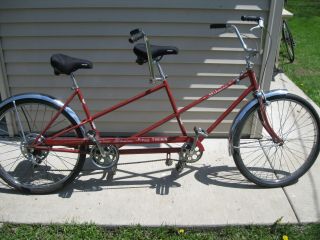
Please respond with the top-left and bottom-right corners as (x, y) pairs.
(155, 61), (167, 80)
(70, 73), (79, 89)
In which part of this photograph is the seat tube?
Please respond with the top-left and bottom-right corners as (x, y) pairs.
(76, 86), (97, 131)
(69, 74), (95, 130)
(164, 80), (187, 135)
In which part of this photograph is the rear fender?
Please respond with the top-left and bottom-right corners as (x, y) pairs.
(0, 93), (85, 137)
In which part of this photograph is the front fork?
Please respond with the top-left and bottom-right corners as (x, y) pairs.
(255, 91), (283, 145)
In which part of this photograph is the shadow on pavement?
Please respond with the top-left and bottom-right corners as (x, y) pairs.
(194, 165), (261, 189)
(58, 158), (189, 198)
(0, 157), (263, 197)
(57, 158), (261, 198)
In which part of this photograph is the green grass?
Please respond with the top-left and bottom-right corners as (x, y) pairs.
(0, 223), (320, 240)
(279, 0), (320, 106)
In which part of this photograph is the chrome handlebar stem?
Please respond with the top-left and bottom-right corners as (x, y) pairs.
(226, 19), (264, 69)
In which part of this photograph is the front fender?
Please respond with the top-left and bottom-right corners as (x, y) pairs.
(0, 93), (85, 137)
(228, 89), (288, 155)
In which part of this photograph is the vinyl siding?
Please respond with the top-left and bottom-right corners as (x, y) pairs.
(0, 0), (283, 136)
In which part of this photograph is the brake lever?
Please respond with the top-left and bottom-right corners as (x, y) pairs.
(250, 19), (264, 32)
(250, 25), (260, 32)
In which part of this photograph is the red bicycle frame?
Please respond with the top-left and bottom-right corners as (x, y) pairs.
(35, 69), (279, 155)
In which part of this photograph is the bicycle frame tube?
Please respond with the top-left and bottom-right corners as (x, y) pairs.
(41, 70), (260, 150)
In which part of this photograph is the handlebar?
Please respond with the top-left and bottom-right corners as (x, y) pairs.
(128, 29), (145, 43)
(241, 16), (262, 22)
(210, 23), (227, 29)
(209, 16), (264, 55)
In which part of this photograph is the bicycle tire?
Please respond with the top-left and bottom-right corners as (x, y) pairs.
(282, 20), (295, 63)
(0, 98), (86, 194)
(232, 93), (320, 187)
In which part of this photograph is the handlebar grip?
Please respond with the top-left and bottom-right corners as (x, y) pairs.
(241, 16), (261, 22)
(210, 23), (227, 29)
(130, 28), (141, 36)
(128, 31), (144, 43)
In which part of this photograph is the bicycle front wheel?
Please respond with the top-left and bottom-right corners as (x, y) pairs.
(232, 94), (320, 187)
(0, 98), (86, 194)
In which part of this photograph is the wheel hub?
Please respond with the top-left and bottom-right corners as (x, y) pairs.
(20, 133), (49, 165)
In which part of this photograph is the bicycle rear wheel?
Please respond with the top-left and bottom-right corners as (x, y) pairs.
(282, 20), (295, 63)
(0, 99), (86, 194)
(232, 94), (320, 187)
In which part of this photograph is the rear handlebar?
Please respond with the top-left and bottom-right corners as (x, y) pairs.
(128, 29), (145, 43)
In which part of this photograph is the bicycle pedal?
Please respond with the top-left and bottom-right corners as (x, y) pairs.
(111, 166), (117, 175)
(193, 126), (208, 138)
(175, 161), (186, 173)
(199, 129), (208, 138)
(165, 153), (173, 166)
(165, 159), (173, 166)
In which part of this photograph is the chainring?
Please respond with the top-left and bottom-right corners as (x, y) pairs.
(179, 142), (203, 163)
(90, 144), (119, 169)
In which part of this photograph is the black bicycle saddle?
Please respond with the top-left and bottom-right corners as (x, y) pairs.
(50, 54), (93, 75)
(133, 43), (179, 64)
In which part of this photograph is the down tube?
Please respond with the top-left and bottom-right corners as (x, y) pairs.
(205, 85), (255, 136)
